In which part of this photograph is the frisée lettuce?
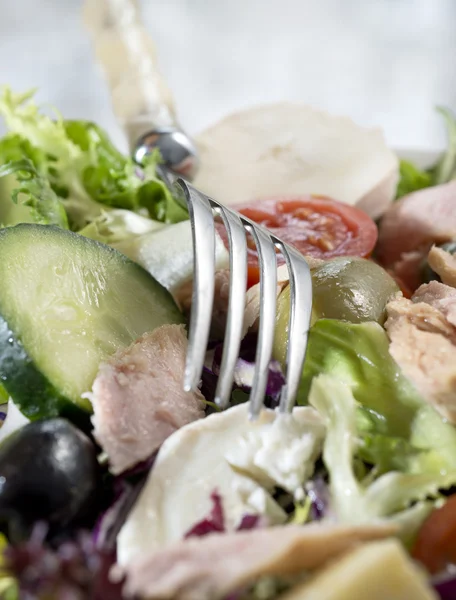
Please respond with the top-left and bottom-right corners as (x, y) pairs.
(0, 87), (187, 232)
(300, 320), (456, 476)
(309, 375), (455, 545)
(396, 106), (456, 199)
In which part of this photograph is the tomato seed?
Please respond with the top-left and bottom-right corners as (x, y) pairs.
(293, 208), (313, 219)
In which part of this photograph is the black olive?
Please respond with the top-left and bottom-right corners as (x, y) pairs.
(421, 241), (456, 284)
(0, 418), (101, 541)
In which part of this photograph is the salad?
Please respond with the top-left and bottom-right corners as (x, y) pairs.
(0, 86), (455, 600)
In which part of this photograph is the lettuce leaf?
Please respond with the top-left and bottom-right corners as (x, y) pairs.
(0, 87), (187, 231)
(395, 160), (432, 199)
(0, 159), (68, 229)
(79, 209), (164, 246)
(396, 106), (456, 199)
(309, 375), (452, 542)
(300, 320), (456, 475)
(431, 106), (456, 185)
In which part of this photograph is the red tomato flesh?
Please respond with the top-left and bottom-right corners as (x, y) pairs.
(216, 195), (378, 287)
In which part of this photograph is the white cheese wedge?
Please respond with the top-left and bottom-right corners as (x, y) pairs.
(117, 404), (325, 567)
(193, 103), (399, 219)
(280, 539), (437, 600)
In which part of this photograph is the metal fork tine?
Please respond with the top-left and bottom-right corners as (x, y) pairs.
(176, 179), (216, 392)
(170, 173), (311, 416)
(273, 240), (313, 413)
(245, 222), (278, 419)
(212, 205), (248, 409)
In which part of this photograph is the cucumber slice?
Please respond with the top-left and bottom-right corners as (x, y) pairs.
(0, 224), (184, 421)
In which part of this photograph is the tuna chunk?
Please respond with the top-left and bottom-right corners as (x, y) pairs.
(377, 181), (456, 267)
(121, 523), (395, 600)
(385, 293), (456, 423)
(427, 246), (456, 289)
(88, 324), (205, 475)
(413, 280), (456, 328)
(388, 251), (424, 295)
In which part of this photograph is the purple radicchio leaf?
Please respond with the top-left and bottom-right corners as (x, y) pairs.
(4, 522), (124, 600)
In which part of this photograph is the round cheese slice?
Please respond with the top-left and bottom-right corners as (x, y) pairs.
(193, 103), (399, 219)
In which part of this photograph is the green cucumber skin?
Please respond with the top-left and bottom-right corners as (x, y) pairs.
(0, 224), (184, 426)
(0, 316), (91, 431)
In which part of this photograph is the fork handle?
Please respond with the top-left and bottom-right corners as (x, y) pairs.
(82, 0), (197, 177)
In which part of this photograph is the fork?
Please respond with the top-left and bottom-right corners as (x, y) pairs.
(83, 0), (313, 418)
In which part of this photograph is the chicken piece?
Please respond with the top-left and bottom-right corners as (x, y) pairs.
(385, 295), (456, 423)
(427, 245), (456, 289)
(377, 180), (456, 267)
(88, 324), (205, 475)
(121, 522), (396, 600)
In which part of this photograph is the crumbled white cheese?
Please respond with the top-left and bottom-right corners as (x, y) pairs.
(226, 408), (325, 498)
(117, 403), (325, 567)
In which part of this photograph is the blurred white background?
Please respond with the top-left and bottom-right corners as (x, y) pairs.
(1, 0), (455, 151)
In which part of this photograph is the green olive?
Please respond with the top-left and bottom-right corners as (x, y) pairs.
(273, 257), (400, 366)
(311, 257), (400, 325)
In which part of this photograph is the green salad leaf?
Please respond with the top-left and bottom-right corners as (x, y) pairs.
(395, 160), (432, 199)
(0, 159), (68, 229)
(79, 208), (164, 246)
(300, 319), (456, 475)
(430, 106), (456, 185)
(0, 87), (187, 232)
(309, 375), (452, 543)
(396, 106), (456, 199)
(0, 383), (8, 405)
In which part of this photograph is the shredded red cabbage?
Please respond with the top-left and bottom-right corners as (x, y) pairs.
(184, 490), (261, 539)
(433, 570), (456, 599)
(94, 478), (146, 552)
(203, 335), (286, 409)
(305, 476), (331, 521)
(93, 455), (154, 551)
(184, 492), (225, 537)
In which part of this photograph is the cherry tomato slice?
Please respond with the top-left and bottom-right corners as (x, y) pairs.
(216, 195), (378, 287)
(412, 494), (456, 574)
